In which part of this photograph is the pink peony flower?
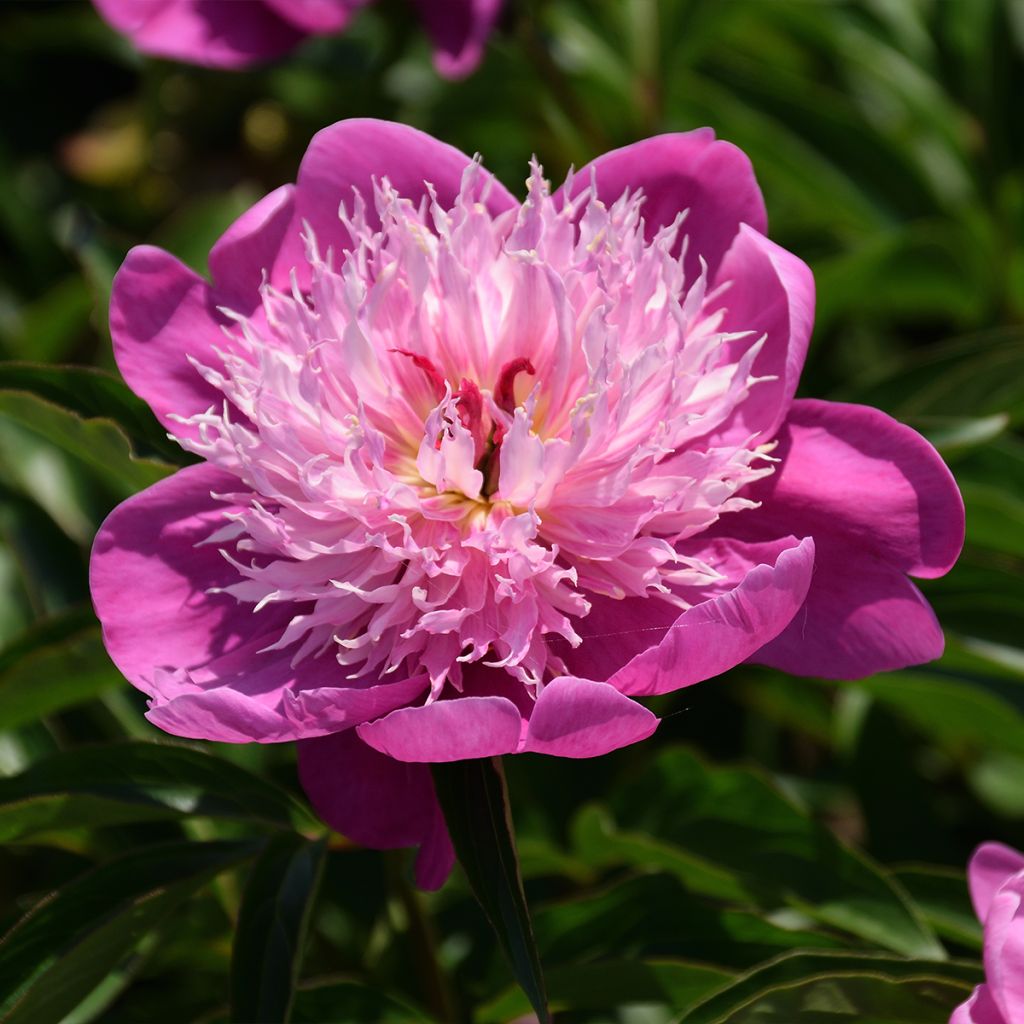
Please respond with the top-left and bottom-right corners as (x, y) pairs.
(952, 843), (1024, 1024)
(90, 119), (964, 887)
(92, 0), (501, 78)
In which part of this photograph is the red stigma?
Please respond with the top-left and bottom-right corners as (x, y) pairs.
(391, 348), (446, 401)
(453, 379), (487, 461)
(495, 358), (536, 415)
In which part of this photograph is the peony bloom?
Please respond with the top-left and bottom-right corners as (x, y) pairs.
(90, 119), (964, 887)
(92, 0), (501, 78)
(952, 843), (1024, 1024)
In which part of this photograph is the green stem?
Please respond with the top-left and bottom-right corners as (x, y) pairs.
(385, 851), (460, 1024)
(432, 757), (550, 1024)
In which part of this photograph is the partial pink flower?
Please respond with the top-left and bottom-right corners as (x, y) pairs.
(89, 119), (964, 887)
(91, 0), (502, 78)
(952, 843), (1024, 1024)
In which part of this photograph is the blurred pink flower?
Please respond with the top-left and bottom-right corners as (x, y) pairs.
(90, 119), (963, 887)
(952, 843), (1024, 1024)
(92, 0), (501, 78)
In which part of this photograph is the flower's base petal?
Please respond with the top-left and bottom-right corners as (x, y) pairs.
(521, 677), (658, 758)
(414, 810), (456, 891)
(357, 696), (523, 763)
(298, 729), (453, 889)
(610, 536), (815, 696)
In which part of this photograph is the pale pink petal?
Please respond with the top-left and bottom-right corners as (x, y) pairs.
(409, 0), (503, 78)
(109, 246), (236, 436)
(298, 729), (454, 890)
(92, 0), (304, 69)
(710, 224), (815, 443)
(521, 677), (658, 757)
(357, 696), (523, 762)
(294, 119), (517, 268)
(207, 184), (300, 311)
(971, 843), (1024, 922)
(563, 129), (767, 284)
(952, 986), (1008, 1024)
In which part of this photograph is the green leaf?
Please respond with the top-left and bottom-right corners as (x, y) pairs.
(0, 621), (124, 731)
(291, 980), (435, 1023)
(834, 668), (1024, 760)
(679, 950), (981, 1024)
(431, 757), (549, 1023)
(0, 840), (257, 1024)
(532, 873), (842, 970)
(838, 328), (1024, 426)
(0, 363), (183, 463)
(893, 867), (982, 950)
(231, 834), (327, 1024)
(571, 804), (750, 903)
(0, 741), (320, 843)
(687, 973), (971, 1023)
(0, 389), (174, 497)
(920, 413), (1010, 455)
(478, 958), (734, 1023)
(611, 748), (943, 958)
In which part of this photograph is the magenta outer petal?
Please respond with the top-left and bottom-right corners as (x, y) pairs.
(357, 696), (523, 763)
(711, 224), (815, 443)
(145, 662), (429, 743)
(207, 183), (300, 311)
(972, 844), (1024, 921)
(754, 545), (946, 679)
(92, 0), (304, 69)
(952, 987), (1008, 1024)
(563, 129), (767, 285)
(985, 880), (1024, 1024)
(109, 246), (237, 437)
(521, 678), (658, 758)
(298, 730), (454, 890)
(294, 119), (517, 273)
(91, 463), (428, 743)
(409, 0), (503, 78)
(609, 537), (815, 697)
(90, 463), (263, 692)
(764, 400), (964, 579)
(716, 399), (963, 679)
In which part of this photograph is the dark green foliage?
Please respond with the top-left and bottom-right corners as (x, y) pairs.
(1, 1), (1022, 1021)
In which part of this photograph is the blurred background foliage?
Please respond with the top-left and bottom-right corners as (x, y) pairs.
(0, 0), (1022, 1021)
